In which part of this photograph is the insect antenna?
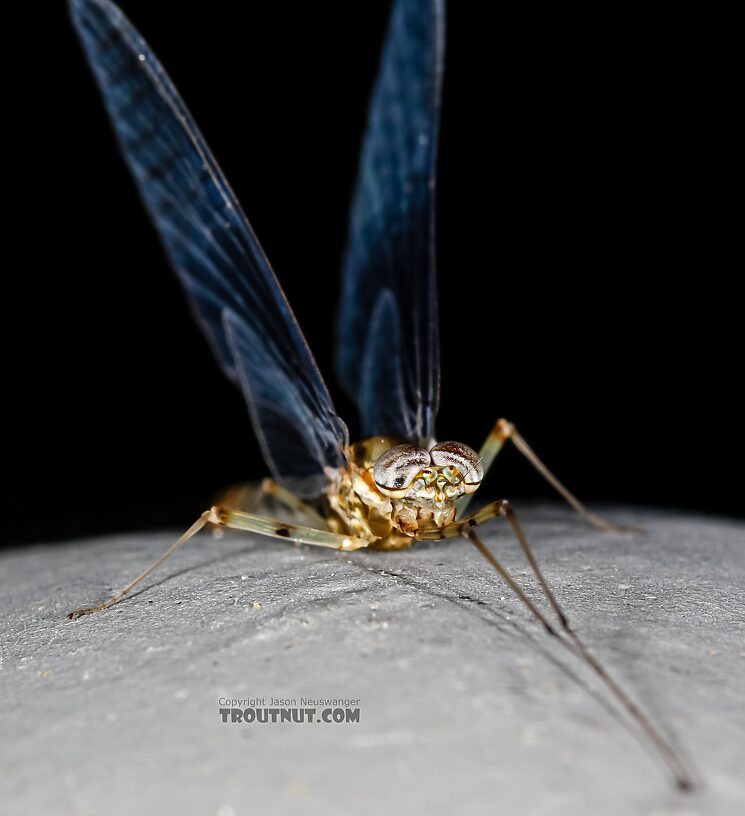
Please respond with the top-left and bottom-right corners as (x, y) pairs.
(465, 523), (695, 791)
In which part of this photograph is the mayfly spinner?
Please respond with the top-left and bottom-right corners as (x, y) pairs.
(68, 0), (693, 790)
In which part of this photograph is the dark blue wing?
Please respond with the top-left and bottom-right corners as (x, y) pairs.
(336, 0), (444, 444)
(70, 0), (348, 497)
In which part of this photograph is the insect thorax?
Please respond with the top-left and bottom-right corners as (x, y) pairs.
(325, 436), (465, 549)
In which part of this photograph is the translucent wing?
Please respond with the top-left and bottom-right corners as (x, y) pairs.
(336, 0), (444, 444)
(70, 0), (348, 497)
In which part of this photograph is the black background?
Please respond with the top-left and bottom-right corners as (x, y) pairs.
(6, 1), (740, 545)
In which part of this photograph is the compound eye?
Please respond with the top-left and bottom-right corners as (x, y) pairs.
(430, 441), (483, 493)
(373, 445), (431, 497)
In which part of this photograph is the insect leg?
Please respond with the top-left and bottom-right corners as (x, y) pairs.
(417, 500), (508, 540)
(259, 479), (330, 528)
(67, 511), (211, 619)
(421, 502), (692, 790)
(207, 505), (369, 551)
(67, 507), (370, 620)
(417, 501), (570, 626)
(460, 418), (637, 531)
(217, 480), (330, 528)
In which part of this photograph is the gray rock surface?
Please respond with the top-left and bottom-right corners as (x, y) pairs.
(1, 504), (744, 816)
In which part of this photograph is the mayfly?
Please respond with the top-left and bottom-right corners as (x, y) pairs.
(68, 0), (692, 790)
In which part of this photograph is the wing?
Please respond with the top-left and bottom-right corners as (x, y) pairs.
(70, 0), (348, 497)
(336, 0), (444, 444)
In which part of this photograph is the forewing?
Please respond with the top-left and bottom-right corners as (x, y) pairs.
(70, 0), (348, 495)
(358, 290), (408, 439)
(336, 0), (444, 444)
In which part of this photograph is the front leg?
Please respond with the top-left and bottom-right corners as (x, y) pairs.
(459, 418), (639, 532)
(417, 500), (691, 789)
(419, 499), (569, 628)
(417, 500), (510, 540)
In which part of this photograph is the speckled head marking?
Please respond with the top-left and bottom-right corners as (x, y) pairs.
(371, 441), (482, 534)
(373, 441), (483, 501)
(325, 438), (483, 542)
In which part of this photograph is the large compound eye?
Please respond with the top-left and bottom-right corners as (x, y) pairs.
(373, 445), (431, 497)
(430, 441), (483, 493)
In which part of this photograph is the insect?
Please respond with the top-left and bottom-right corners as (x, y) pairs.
(68, 0), (693, 790)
